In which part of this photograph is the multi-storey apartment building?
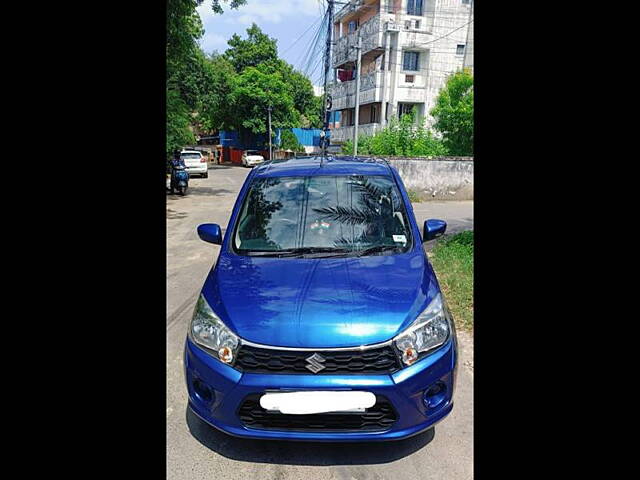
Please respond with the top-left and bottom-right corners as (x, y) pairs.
(329, 0), (473, 144)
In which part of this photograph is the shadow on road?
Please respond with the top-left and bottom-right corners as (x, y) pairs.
(167, 187), (232, 200)
(186, 405), (435, 466)
(187, 187), (233, 197)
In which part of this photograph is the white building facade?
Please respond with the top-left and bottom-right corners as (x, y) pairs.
(329, 0), (473, 144)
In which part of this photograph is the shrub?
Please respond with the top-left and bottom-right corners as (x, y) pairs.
(339, 109), (448, 157)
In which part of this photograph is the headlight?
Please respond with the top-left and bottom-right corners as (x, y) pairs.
(393, 293), (450, 366)
(190, 294), (239, 364)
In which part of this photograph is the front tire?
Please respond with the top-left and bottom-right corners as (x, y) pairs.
(203, 171), (208, 178)
(177, 185), (187, 196)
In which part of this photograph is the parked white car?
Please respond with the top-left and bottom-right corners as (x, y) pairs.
(242, 150), (265, 167)
(181, 150), (208, 178)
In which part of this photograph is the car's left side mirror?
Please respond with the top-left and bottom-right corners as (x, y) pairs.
(197, 223), (222, 245)
(423, 219), (447, 242)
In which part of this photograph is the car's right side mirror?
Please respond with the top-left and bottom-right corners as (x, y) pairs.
(423, 219), (447, 242)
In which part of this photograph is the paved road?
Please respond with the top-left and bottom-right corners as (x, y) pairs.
(167, 164), (473, 480)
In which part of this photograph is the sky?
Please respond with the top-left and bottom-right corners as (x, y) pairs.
(196, 0), (329, 87)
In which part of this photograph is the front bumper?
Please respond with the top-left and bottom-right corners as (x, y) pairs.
(184, 337), (457, 442)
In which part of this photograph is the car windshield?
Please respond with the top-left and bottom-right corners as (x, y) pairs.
(233, 175), (413, 257)
(245, 151), (260, 155)
(181, 153), (201, 159)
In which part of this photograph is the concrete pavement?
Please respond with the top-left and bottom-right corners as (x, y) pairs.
(166, 164), (473, 479)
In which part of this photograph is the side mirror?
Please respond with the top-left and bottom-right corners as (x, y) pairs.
(423, 219), (447, 242)
(197, 223), (222, 245)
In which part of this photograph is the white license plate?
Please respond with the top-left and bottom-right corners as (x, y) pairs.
(259, 391), (376, 415)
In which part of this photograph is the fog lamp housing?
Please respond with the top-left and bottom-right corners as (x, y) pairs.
(193, 378), (214, 403)
(423, 381), (447, 409)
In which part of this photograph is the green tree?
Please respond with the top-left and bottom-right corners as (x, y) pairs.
(230, 64), (299, 134)
(210, 0), (247, 14)
(220, 24), (322, 128)
(280, 129), (304, 152)
(166, 0), (248, 156)
(278, 62), (323, 128)
(430, 70), (474, 156)
(167, 5), (322, 157)
(224, 23), (278, 73)
(198, 53), (237, 132)
(167, 88), (196, 154)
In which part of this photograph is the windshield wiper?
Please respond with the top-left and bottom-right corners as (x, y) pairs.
(282, 247), (352, 258)
(245, 247), (351, 258)
(352, 245), (403, 257)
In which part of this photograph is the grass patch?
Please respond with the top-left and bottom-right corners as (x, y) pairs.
(407, 189), (423, 203)
(430, 231), (474, 331)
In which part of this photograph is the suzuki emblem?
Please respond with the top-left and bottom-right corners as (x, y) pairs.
(305, 353), (326, 373)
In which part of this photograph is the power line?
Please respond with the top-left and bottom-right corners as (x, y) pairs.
(296, 12), (326, 70)
(281, 15), (323, 55)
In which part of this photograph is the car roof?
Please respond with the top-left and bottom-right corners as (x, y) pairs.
(251, 156), (393, 178)
(181, 150), (201, 154)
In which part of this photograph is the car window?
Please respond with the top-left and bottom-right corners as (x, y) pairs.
(233, 175), (412, 257)
(181, 153), (201, 159)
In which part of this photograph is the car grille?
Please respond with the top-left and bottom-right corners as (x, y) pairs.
(234, 344), (401, 375)
(238, 394), (398, 431)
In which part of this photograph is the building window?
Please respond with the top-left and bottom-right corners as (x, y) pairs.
(403, 51), (420, 71)
(405, 74), (415, 83)
(405, 20), (411, 30)
(371, 105), (379, 124)
(462, 0), (471, 4)
(456, 44), (465, 55)
(348, 20), (359, 33)
(348, 109), (354, 126)
(399, 103), (416, 118)
(415, 20), (420, 29)
(407, 0), (423, 16)
(387, 0), (395, 13)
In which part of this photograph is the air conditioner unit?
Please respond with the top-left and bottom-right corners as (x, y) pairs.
(386, 21), (399, 32)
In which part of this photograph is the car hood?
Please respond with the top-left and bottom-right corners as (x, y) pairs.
(202, 250), (439, 348)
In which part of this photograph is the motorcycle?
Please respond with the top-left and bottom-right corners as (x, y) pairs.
(169, 163), (189, 196)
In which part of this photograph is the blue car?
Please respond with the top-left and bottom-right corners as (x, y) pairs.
(184, 156), (457, 442)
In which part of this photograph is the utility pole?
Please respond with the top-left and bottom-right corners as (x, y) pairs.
(352, 34), (362, 156)
(380, 29), (391, 127)
(321, 0), (335, 156)
(267, 105), (273, 160)
(463, 0), (474, 74)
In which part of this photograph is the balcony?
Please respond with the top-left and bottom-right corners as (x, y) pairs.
(333, 14), (384, 68)
(330, 123), (382, 144)
(330, 71), (385, 110)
